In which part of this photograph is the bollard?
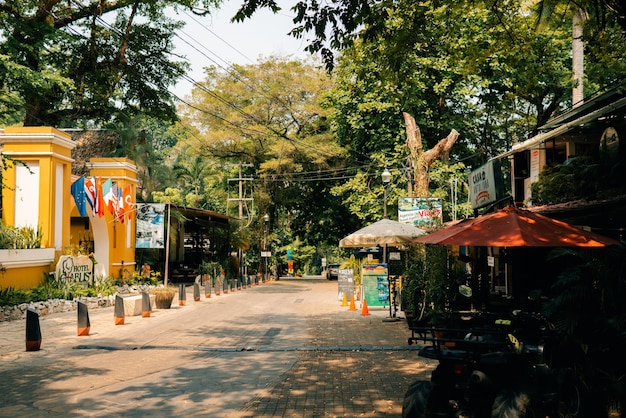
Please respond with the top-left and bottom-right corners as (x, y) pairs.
(223, 278), (228, 294)
(194, 282), (200, 301)
(179, 284), (186, 306)
(114, 295), (125, 325)
(205, 281), (211, 298)
(25, 308), (42, 351)
(77, 301), (91, 336)
(141, 291), (151, 317)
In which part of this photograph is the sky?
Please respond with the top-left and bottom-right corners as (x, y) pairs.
(170, 0), (310, 98)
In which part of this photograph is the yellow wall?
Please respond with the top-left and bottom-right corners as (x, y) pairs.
(0, 127), (137, 288)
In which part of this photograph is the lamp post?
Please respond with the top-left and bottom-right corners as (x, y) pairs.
(382, 168), (391, 219)
(263, 213), (269, 282)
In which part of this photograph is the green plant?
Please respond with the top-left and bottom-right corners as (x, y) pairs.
(0, 223), (43, 249)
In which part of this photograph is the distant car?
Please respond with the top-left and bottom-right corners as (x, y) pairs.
(326, 263), (340, 280)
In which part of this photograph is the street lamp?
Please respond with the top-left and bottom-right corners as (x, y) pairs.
(382, 168), (391, 219)
(263, 213), (269, 282)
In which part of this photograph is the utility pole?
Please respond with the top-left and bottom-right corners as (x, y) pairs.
(227, 163), (254, 287)
(227, 163), (254, 221)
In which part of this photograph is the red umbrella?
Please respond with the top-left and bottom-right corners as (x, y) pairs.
(413, 206), (619, 247)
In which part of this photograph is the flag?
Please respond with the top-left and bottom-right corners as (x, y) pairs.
(104, 181), (118, 215)
(123, 184), (133, 220)
(84, 177), (96, 215)
(102, 178), (113, 214)
(71, 177), (87, 217)
(116, 185), (124, 222)
(95, 177), (105, 217)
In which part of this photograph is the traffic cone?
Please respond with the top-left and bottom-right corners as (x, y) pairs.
(179, 284), (186, 306)
(141, 291), (151, 318)
(361, 298), (371, 316)
(77, 301), (91, 335)
(205, 281), (211, 298)
(25, 308), (42, 351)
(194, 282), (200, 301)
(114, 295), (125, 325)
(349, 295), (357, 311)
(341, 292), (348, 307)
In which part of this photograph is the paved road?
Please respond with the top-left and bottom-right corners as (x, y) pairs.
(0, 278), (436, 417)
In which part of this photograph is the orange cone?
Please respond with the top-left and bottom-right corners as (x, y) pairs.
(361, 298), (370, 316)
(341, 292), (348, 307)
(348, 295), (357, 311)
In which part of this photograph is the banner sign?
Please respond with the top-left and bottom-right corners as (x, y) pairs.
(361, 264), (389, 307)
(56, 255), (93, 283)
(398, 197), (443, 227)
(136, 204), (165, 248)
(337, 269), (354, 302)
(469, 159), (506, 210)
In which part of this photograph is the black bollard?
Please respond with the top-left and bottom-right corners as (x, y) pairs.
(25, 308), (42, 352)
(193, 282), (200, 301)
(141, 291), (151, 317)
(77, 301), (90, 336)
(114, 295), (125, 325)
(178, 284), (186, 306)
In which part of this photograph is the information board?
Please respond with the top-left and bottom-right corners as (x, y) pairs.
(362, 264), (389, 307)
(337, 269), (354, 302)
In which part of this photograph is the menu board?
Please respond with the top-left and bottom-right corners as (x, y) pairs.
(362, 264), (389, 307)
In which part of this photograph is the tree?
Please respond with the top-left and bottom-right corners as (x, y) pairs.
(233, 0), (626, 72)
(178, 56), (355, 248)
(0, 0), (220, 127)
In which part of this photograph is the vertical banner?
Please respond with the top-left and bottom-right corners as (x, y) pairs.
(361, 264), (389, 307)
(337, 269), (354, 302)
(135, 203), (165, 248)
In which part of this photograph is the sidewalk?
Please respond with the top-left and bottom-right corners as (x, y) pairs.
(0, 279), (436, 417)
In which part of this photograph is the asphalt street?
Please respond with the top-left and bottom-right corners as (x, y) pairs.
(0, 277), (436, 417)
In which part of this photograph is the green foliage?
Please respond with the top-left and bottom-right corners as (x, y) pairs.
(0, 223), (42, 249)
(0, 273), (120, 306)
(531, 157), (600, 204)
(0, 0), (217, 126)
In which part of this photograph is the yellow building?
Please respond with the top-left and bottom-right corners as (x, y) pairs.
(0, 127), (137, 289)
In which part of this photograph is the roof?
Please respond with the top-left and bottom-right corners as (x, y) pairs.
(496, 84), (626, 159)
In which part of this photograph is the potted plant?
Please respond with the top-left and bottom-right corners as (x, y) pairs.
(150, 285), (177, 309)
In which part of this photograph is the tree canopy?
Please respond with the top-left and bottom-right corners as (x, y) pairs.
(0, 0), (220, 127)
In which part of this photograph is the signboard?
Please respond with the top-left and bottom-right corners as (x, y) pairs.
(337, 269), (354, 302)
(261, 251), (272, 257)
(136, 203), (166, 248)
(469, 160), (506, 210)
(361, 264), (389, 307)
(398, 197), (443, 228)
(56, 255), (94, 283)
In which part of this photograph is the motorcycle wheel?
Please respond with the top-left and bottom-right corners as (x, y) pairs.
(491, 387), (544, 418)
(403, 380), (452, 418)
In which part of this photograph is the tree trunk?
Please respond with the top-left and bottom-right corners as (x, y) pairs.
(403, 112), (459, 197)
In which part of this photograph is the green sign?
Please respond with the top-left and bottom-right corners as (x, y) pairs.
(362, 264), (389, 307)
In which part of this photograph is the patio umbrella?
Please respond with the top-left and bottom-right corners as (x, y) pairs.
(413, 206), (619, 247)
(339, 219), (426, 248)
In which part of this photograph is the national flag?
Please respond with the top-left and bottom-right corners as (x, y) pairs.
(102, 178), (113, 214)
(71, 177), (87, 217)
(123, 184), (133, 220)
(116, 185), (124, 222)
(84, 177), (96, 215)
(104, 181), (118, 215)
(95, 177), (105, 217)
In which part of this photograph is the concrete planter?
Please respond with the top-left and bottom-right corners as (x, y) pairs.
(0, 248), (56, 269)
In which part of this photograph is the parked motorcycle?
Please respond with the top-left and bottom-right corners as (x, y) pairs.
(402, 309), (585, 417)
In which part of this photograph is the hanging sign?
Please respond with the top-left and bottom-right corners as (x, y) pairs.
(469, 159), (506, 210)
